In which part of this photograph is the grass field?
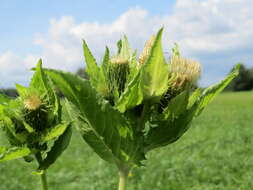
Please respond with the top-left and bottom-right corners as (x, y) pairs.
(0, 92), (253, 190)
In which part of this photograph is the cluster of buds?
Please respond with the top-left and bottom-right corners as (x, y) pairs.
(103, 33), (202, 109)
(0, 62), (73, 190)
(138, 34), (201, 92)
(0, 62), (65, 150)
(43, 28), (239, 190)
(0, 61), (72, 169)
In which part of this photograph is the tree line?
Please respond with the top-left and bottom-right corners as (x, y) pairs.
(225, 63), (253, 91)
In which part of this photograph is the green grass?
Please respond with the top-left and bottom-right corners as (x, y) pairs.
(1, 92), (253, 190)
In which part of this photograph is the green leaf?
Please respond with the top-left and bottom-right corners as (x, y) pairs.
(41, 123), (69, 142)
(24, 155), (34, 162)
(145, 65), (240, 151)
(119, 35), (132, 59)
(196, 64), (240, 115)
(83, 40), (109, 97)
(0, 93), (10, 104)
(117, 39), (122, 54)
(45, 69), (143, 165)
(101, 47), (110, 76)
(145, 104), (197, 151)
(116, 72), (143, 113)
(23, 122), (35, 133)
(0, 115), (28, 145)
(29, 60), (60, 126)
(140, 28), (169, 100)
(30, 59), (47, 92)
(127, 50), (138, 83)
(163, 90), (189, 120)
(38, 126), (72, 170)
(64, 100), (115, 162)
(0, 146), (31, 162)
(15, 84), (29, 98)
(83, 40), (100, 87)
(187, 88), (202, 109)
(30, 59), (55, 104)
(114, 29), (169, 112)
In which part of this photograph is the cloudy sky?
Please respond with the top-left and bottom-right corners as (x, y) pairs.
(0, 0), (252, 88)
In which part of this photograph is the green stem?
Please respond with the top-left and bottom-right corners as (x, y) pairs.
(40, 171), (48, 190)
(117, 104), (148, 190)
(118, 167), (129, 190)
(35, 152), (49, 190)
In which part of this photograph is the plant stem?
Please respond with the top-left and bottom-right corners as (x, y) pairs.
(40, 171), (49, 190)
(118, 167), (129, 190)
(117, 104), (148, 190)
(35, 152), (49, 190)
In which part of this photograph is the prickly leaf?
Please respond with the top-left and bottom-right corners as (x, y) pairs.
(46, 69), (144, 165)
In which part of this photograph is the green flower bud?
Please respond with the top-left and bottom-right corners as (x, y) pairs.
(107, 56), (130, 100)
(20, 92), (51, 133)
(159, 56), (201, 111)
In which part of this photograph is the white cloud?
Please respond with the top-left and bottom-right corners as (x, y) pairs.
(33, 9), (158, 71)
(0, 51), (37, 88)
(170, 0), (253, 54)
(1, 0), (253, 87)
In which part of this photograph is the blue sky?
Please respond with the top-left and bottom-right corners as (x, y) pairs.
(0, 0), (252, 88)
(0, 0), (175, 55)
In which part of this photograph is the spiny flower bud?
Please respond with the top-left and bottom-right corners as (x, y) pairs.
(107, 56), (130, 101)
(24, 94), (42, 111)
(159, 56), (201, 111)
(169, 56), (201, 89)
(23, 94), (49, 132)
(139, 35), (156, 65)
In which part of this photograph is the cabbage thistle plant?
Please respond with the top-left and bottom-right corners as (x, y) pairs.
(45, 28), (240, 190)
(0, 61), (72, 190)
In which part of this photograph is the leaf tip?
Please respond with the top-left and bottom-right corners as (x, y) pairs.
(234, 64), (241, 74)
(36, 59), (43, 70)
(82, 39), (88, 47)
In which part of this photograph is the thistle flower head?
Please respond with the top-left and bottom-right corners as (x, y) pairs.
(139, 35), (156, 65)
(169, 55), (201, 89)
(23, 94), (42, 111)
(110, 56), (129, 65)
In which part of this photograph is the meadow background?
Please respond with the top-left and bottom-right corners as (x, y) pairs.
(1, 92), (252, 190)
(1, 0), (253, 189)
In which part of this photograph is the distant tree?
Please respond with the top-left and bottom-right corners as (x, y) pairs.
(76, 68), (89, 79)
(0, 88), (18, 97)
(225, 63), (253, 91)
(249, 68), (253, 87)
(0, 68), (88, 98)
